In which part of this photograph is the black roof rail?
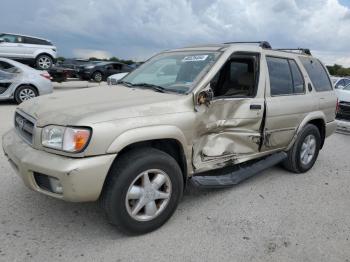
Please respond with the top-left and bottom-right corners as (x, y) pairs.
(223, 41), (272, 49)
(275, 48), (312, 56)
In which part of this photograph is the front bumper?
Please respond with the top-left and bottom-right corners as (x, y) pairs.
(78, 71), (93, 80)
(336, 119), (350, 134)
(2, 129), (116, 202)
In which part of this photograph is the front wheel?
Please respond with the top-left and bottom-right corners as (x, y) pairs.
(92, 71), (103, 82)
(102, 148), (184, 234)
(282, 124), (321, 173)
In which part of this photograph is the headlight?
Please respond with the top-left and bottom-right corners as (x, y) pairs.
(42, 126), (91, 153)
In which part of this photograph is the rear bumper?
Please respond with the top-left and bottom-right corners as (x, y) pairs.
(325, 120), (337, 137)
(2, 129), (116, 202)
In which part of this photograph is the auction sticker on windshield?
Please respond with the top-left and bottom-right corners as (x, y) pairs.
(182, 55), (208, 62)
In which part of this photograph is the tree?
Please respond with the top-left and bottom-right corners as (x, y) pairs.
(327, 64), (350, 76)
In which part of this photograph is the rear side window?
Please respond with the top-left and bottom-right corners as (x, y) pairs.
(289, 60), (305, 93)
(0, 61), (14, 70)
(267, 57), (306, 96)
(299, 57), (332, 92)
(266, 57), (293, 95)
(24, 37), (52, 46)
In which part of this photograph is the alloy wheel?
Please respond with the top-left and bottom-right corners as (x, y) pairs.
(19, 88), (36, 101)
(300, 134), (316, 165)
(125, 169), (172, 222)
(38, 56), (52, 69)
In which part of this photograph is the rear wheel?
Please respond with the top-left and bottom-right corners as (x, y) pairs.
(14, 85), (38, 104)
(36, 54), (53, 70)
(102, 148), (183, 234)
(282, 124), (321, 173)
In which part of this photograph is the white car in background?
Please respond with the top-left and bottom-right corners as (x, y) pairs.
(0, 33), (57, 70)
(107, 72), (129, 85)
(336, 83), (350, 133)
(331, 76), (350, 89)
(0, 58), (53, 103)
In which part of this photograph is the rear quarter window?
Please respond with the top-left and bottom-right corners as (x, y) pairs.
(299, 57), (332, 92)
(24, 37), (52, 46)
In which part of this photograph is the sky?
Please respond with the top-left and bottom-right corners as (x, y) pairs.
(1, 0), (350, 66)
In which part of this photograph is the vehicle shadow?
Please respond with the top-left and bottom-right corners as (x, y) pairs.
(1, 166), (285, 243)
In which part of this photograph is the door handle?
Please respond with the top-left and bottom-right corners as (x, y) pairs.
(250, 104), (262, 110)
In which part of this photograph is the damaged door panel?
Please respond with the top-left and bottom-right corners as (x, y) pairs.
(0, 69), (16, 94)
(262, 55), (318, 150)
(193, 53), (266, 171)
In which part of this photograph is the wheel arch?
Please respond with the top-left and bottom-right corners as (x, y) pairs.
(35, 52), (54, 61)
(289, 112), (327, 150)
(15, 83), (39, 95)
(103, 126), (190, 193)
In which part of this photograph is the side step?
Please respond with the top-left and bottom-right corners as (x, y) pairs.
(191, 152), (287, 188)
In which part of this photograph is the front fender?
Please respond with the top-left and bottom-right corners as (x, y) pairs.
(106, 125), (189, 155)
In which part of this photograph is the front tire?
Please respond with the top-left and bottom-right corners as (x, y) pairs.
(92, 71), (103, 82)
(36, 54), (53, 70)
(102, 148), (184, 234)
(282, 124), (321, 173)
(14, 85), (38, 104)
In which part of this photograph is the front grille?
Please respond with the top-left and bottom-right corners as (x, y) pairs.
(14, 112), (35, 144)
(339, 101), (350, 114)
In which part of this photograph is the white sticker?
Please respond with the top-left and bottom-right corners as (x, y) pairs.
(182, 55), (208, 62)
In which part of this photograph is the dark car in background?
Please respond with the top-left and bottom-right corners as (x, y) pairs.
(57, 59), (102, 75)
(78, 61), (133, 82)
(49, 59), (103, 82)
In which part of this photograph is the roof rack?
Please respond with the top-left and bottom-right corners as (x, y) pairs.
(223, 41), (272, 49)
(275, 48), (312, 56)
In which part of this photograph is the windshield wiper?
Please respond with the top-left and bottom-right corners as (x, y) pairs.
(131, 83), (166, 93)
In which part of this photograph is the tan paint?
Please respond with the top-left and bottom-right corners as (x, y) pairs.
(2, 43), (337, 202)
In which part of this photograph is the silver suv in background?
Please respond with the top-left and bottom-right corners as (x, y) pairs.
(0, 33), (57, 70)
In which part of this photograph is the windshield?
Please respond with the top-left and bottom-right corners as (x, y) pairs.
(122, 51), (221, 94)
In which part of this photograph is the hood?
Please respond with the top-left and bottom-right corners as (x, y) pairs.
(336, 89), (350, 103)
(18, 85), (192, 127)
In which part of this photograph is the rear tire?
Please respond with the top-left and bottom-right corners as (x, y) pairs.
(282, 124), (321, 173)
(102, 148), (184, 235)
(36, 54), (53, 70)
(14, 85), (38, 104)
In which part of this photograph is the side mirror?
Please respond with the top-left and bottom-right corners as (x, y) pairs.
(337, 85), (344, 90)
(197, 89), (213, 106)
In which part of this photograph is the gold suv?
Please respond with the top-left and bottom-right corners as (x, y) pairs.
(2, 42), (337, 234)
